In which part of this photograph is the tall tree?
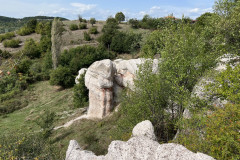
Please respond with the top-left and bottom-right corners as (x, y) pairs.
(115, 12), (125, 23)
(51, 18), (64, 69)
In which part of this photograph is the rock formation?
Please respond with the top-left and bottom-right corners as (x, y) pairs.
(183, 54), (240, 119)
(80, 58), (158, 119)
(65, 120), (214, 160)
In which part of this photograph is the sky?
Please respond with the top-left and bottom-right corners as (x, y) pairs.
(0, 0), (215, 20)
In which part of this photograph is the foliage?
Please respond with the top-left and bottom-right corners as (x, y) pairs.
(3, 39), (21, 48)
(98, 17), (119, 48)
(176, 103), (240, 160)
(79, 23), (87, 29)
(205, 104), (240, 159)
(49, 66), (75, 88)
(110, 31), (142, 53)
(73, 71), (88, 108)
(36, 110), (56, 139)
(83, 31), (91, 41)
(23, 38), (41, 59)
(59, 45), (115, 74)
(69, 23), (78, 31)
(0, 49), (11, 59)
(208, 64), (240, 104)
(129, 18), (141, 29)
(17, 26), (34, 36)
(89, 27), (98, 34)
(39, 35), (51, 54)
(15, 58), (33, 74)
(117, 60), (177, 142)
(0, 32), (15, 42)
(35, 21), (52, 35)
(115, 12), (125, 23)
(0, 133), (61, 159)
(90, 18), (96, 26)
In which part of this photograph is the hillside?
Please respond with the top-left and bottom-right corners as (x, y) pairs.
(1, 1), (240, 159)
(0, 16), (68, 34)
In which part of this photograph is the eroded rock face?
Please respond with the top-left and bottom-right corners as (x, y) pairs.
(85, 59), (114, 119)
(183, 54), (240, 119)
(65, 120), (214, 160)
(83, 58), (158, 119)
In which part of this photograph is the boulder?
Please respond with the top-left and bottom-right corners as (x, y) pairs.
(65, 120), (214, 160)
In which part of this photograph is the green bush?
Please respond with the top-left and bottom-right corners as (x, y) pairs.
(17, 27), (34, 36)
(110, 31), (141, 53)
(23, 38), (40, 59)
(90, 18), (96, 26)
(74, 71), (88, 108)
(176, 103), (240, 160)
(59, 45), (115, 74)
(49, 66), (75, 88)
(0, 49), (11, 59)
(35, 110), (56, 139)
(69, 24), (79, 31)
(38, 35), (51, 53)
(89, 27), (98, 34)
(79, 23), (87, 29)
(0, 32), (15, 42)
(84, 31), (91, 41)
(3, 39), (21, 48)
(15, 58), (33, 74)
(0, 133), (61, 159)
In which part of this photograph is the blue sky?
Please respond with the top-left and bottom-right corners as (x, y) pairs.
(0, 0), (215, 20)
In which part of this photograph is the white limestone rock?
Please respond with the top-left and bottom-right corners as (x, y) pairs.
(132, 120), (156, 140)
(75, 68), (87, 84)
(65, 121), (214, 160)
(85, 59), (114, 119)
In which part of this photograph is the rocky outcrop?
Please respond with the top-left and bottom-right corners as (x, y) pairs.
(65, 120), (214, 160)
(183, 54), (240, 119)
(82, 58), (158, 119)
(84, 60), (115, 119)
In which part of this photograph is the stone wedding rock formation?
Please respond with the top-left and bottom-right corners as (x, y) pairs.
(78, 58), (158, 119)
(65, 120), (214, 160)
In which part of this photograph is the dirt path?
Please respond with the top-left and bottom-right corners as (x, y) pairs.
(54, 114), (88, 130)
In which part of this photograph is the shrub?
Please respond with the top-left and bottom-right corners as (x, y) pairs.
(73, 71), (88, 108)
(79, 23), (87, 29)
(0, 32), (15, 42)
(89, 27), (98, 34)
(59, 45), (114, 74)
(115, 12), (125, 23)
(49, 66), (75, 88)
(35, 110), (56, 139)
(3, 39), (21, 48)
(17, 27), (34, 36)
(90, 18), (96, 26)
(0, 49), (11, 59)
(39, 35), (51, 53)
(84, 32), (91, 41)
(23, 38), (41, 59)
(69, 24), (79, 31)
(15, 58), (32, 74)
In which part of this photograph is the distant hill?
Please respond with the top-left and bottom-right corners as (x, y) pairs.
(0, 16), (68, 33)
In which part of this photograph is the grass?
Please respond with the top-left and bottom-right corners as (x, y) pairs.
(0, 81), (80, 136)
(0, 80), (125, 158)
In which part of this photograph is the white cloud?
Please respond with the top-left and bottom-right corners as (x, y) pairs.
(189, 8), (200, 13)
(70, 3), (97, 13)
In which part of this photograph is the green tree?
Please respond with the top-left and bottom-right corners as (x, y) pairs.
(74, 71), (88, 108)
(115, 12), (125, 23)
(23, 38), (40, 59)
(90, 18), (96, 26)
